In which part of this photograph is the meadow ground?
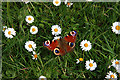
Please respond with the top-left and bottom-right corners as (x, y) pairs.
(2, 2), (120, 79)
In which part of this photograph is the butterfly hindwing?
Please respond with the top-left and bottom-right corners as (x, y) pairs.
(43, 40), (58, 51)
(43, 39), (66, 55)
(64, 31), (77, 43)
(64, 31), (77, 52)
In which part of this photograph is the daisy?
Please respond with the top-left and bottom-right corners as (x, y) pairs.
(86, 0), (93, 1)
(25, 15), (34, 23)
(30, 26), (38, 34)
(111, 59), (120, 68)
(4, 28), (16, 39)
(53, 0), (61, 6)
(64, 0), (73, 7)
(51, 25), (62, 36)
(31, 51), (39, 60)
(80, 40), (92, 51)
(25, 41), (36, 52)
(111, 22), (120, 34)
(39, 76), (47, 80)
(76, 58), (83, 64)
(21, 0), (30, 4)
(85, 59), (97, 71)
(116, 64), (120, 73)
(2, 26), (7, 32)
(108, 65), (111, 69)
(105, 71), (117, 80)
(53, 36), (62, 40)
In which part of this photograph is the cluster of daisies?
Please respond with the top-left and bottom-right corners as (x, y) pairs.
(2, 15), (39, 60)
(45, 23), (120, 79)
(2, 26), (16, 39)
(21, 0), (73, 7)
(3, 19), (120, 79)
(105, 59), (120, 79)
(25, 15), (38, 34)
(50, 25), (98, 72)
(24, 15), (39, 60)
(77, 22), (120, 79)
(53, 0), (73, 7)
(3, 1), (120, 79)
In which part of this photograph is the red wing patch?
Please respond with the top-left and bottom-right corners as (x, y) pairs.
(43, 40), (59, 51)
(64, 36), (76, 43)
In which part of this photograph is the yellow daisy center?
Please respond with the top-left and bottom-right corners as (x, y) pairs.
(28, 44), (32, 48)
(79, 58), (83, 61)
(41, 78), (44, 80)
(115, 61), (119, 64)
(32, 28), (36, 32)
(89, 63), (93, 67)
(34, 54), (38, 58)
(28, 17), (32, 21)
(67, 2), (70, 5)
(115, 25), (120, 30)
(55, 0), (59, 4)
(54, 28), (58, 32)
(3, 28), (5, 31)
(110, 74), (115, 78)
(8, 31), (11, 35)
(57, 38), (60, 40)
(84, 43), (88, 47)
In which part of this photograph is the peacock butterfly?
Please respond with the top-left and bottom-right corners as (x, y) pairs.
(43, 31), (77, 56)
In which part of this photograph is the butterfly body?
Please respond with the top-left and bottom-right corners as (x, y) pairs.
(43, 31), (77, 56)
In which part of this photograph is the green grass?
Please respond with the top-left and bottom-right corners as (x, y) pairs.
(2, 2), (120, 79)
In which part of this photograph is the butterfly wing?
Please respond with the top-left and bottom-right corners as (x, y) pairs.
(64, 31), (77, 52)
(64, 31), (77, 43)
(43, 39), (66, 56)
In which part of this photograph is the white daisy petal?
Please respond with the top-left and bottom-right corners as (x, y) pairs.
(25, 15), (34, 23)
(32, 57), (35, 60)
(33, 51), (36, 55)
(4, 28), (16, 39)
(67, 2), (73, 7)
(93, 63), (97, 68)
(25, 41), (36, 52)
(85, 61), (90, 66)
(80, 40), (92, 51)
(53, 36), (62, 40)
(90, 67), (95, 71)
(111, 22), (120, 34)
(111, 59), (120, 68)
(30, 26), (38, 34)
(105, 71), (117, 79)
(64, 0), (73, 7)
(85, 59), (97, 71)
(64, 0), (68, 4)
(76, 59), (80, 64)
(86, 0), (93, 1)
(2, 26), (7, 32)
(21, 0), (30, 4)
(39, 76), (47, 80)
(51, 25), (62, 36)
(86, 66), (90, 70)
(53, 0), (61, 6)
(31, 52), (39, 60)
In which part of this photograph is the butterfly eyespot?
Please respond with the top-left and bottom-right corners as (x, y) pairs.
(69, 42), (75, 48)
(44, 40), (50, 46)
(54, 48), (61, 55)
(70, 31), (77, 36)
